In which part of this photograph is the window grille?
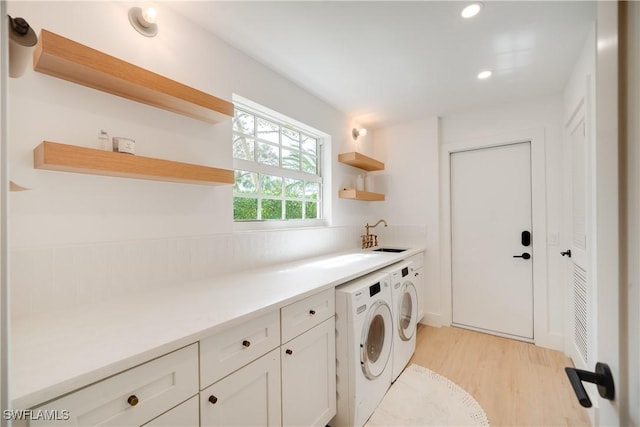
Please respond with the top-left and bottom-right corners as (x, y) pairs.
(232, 106), (323, 222)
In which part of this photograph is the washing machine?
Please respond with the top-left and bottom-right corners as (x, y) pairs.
(333, 271), (393, 427)
(381, 260), (419, 382)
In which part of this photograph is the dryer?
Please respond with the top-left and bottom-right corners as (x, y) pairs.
(381, 260), (418, 382)
(333, 271), (393, 427)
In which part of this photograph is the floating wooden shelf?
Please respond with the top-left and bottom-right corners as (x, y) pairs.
(338, 152), (384, 171)
(34, 141), (234, 186)
(9, 181), (30, 192)
(33, 29), (234, 124)
(339, 188), (385, 201)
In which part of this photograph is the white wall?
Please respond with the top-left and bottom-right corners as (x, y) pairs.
(357, 93), (571, 349)
(367, 97), (568, 348)
(371, 117), (439, 325)
(439, 96), (565, 350)
(6, 1), (372, 318)
(4, 3), (585, 358)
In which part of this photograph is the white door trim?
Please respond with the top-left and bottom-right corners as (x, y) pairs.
(440, 127), (558, 350)
(593, 2), (620, 425)
(0, 0), (10, 422)
(631, 3), (640, 423)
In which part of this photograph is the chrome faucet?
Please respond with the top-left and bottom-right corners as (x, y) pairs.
(362, 219), (388, 249)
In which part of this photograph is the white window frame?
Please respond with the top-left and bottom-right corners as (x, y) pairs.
(232, 94), (330, 231)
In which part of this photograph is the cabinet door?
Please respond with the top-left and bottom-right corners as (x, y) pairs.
(413, 265), (425, 322)
(200, 348), (281, 427)
(407, 252), (426, 323)
(143, 396), (199, 427)
(281, 317), (336, 427)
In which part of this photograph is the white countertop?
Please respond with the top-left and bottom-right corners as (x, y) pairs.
(11, 246), (425, 409)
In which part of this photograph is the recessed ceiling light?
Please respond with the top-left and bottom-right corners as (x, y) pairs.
(461, 2), (483, 19)
(477, 70), (492, 80)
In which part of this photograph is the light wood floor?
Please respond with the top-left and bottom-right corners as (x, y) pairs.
(408, 325), (591, 427)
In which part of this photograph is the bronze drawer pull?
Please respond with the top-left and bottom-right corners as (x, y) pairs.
(127, 395), (139, 407)
(286, 349), (293, 355)
(242, 340), (251, 348)
(309, 310), (316, 315)
(209, 395), (218, 404)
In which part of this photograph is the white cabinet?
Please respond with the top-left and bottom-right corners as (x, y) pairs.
(280, 288), (336, 427)
(200, 287), (336, 427)
(281, 317), (336, 427)
(199, 310), (281, 427)
(24, 287), (337, 427)
(407, 252), (426, 322)
(30, 344), (198, 426)
(200, 349), (281, 427)
(143, 396), (199, 427)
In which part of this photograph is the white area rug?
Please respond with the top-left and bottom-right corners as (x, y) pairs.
(365, 364), (490, 427)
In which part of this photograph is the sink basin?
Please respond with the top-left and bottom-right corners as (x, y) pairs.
(372, 248), (407, 253)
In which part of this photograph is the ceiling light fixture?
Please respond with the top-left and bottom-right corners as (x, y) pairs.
(477, 70), (492, 80)
(129, 6), (158, 37)
(352, 127), (368, 140)
(461, 2), (483, 19)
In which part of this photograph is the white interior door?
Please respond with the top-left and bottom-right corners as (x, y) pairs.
(564, 100), (593, 373)
(563, 3), (622, 425)
(451, 141), (533, 340)
(626, 2), (640, 424)
(592, 2), (620, 425)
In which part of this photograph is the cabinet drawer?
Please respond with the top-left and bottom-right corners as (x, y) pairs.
(143, 396), (199, 427)
(407, 252), (425, 269)
(200, 310), (280, 388)
(281, 288), (334, 343)
(30, 344), (198, 426)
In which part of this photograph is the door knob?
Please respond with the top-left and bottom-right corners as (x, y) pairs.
(565, 362), (615, 408)
(513, 253), (531, 260)
(561, 249), (572, 257)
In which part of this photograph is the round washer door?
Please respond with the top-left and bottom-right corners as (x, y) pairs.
(398, 281), (418, 341)
(361, 300), (393, 380)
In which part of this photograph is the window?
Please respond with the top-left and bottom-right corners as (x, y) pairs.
(232, 100), (323, 223)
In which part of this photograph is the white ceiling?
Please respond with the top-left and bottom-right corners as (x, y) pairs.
(170, 1), (596, 128)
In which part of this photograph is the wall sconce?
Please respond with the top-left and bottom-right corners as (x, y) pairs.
(128, 6), (158, 37)
(352, 127), (368, 140)
(8, 15), (37, 78)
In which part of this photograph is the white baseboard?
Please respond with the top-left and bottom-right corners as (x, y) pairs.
(418, 311), (443, 327)
(418, 314), (565, 353)
(535, 331), (565, 352)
